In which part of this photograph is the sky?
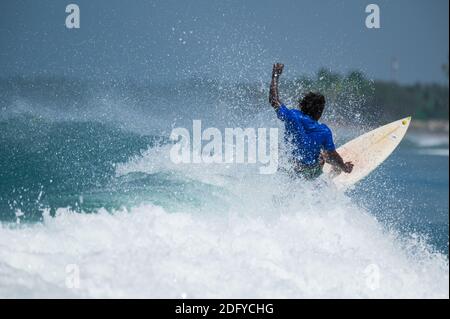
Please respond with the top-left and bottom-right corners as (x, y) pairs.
(0, 0), (448, 84)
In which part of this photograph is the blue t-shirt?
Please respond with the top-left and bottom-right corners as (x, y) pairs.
(277, 104), (335, 165)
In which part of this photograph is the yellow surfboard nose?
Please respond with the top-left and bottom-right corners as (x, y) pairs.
(402, 116), (412, 126)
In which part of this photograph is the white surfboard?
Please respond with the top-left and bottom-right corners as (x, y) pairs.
(323, 116), (412, 189)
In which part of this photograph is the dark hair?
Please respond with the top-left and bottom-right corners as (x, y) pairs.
(299, 92), (325, 120)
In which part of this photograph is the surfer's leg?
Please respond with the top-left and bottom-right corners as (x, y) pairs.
(293, 163), (323, 180)
(303, 166), (323, 180)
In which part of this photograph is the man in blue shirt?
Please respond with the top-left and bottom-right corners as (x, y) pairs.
(269, 63), (353, 179)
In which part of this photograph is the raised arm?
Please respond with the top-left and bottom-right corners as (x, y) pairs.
(269, 63), (284, 110)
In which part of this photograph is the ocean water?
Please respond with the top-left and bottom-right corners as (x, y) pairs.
(0, 80), (448, 298)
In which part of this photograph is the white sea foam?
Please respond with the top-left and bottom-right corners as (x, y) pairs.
(0, 202), (447, 298)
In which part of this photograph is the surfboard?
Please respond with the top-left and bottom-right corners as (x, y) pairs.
(323, 116), (411, 189)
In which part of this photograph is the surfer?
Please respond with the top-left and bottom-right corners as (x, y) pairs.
(269, 63), (353, 179)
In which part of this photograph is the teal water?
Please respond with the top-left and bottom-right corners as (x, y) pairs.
(0, 116), (162, 219)
(350, 144), (449, 254)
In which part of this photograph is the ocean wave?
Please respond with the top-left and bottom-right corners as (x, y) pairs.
(2, 142), (448, 298)
(0, 202), (447, 298)
(0, 109), (448, 298)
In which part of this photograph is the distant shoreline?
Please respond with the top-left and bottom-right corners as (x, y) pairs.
(409, 119), (449, 134)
